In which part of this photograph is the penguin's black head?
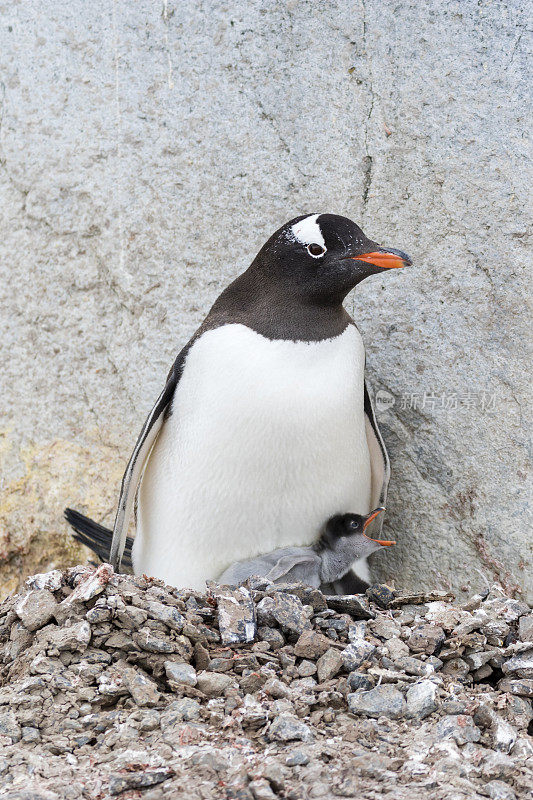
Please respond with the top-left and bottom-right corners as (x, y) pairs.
(257, 213), (411, 303)
(320, 508), (395, 550)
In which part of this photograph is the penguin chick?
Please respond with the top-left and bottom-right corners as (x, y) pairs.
(217, 508), (394, 588)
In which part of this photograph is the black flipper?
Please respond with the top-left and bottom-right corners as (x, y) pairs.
(64, 344), (191, 573)
(108, 345), (191, 570)
(363, 379), (390, 537)
(65, 508), (133, 569)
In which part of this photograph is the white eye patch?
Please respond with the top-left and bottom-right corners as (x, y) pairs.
(289, 214), (326, 255)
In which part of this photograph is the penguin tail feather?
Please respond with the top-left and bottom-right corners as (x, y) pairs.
(64, 508), (133, 569)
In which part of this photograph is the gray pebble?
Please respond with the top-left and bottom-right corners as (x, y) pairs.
(122, 666), (160, 707)
(435, 715), (481, 745)
(0, 711), (21, 742)
(405, 680), (438, 719)
(498, 677), (533, 696)
(15, 590), (58, 631)
(341, 641), (375, 671)
(164, 661), (197, 687)
(294, 629), (332, 659)
(297, 659), (317, 677)
(406, 623), (445, 655)
(257, 626), (285, 649)
(483, 780), (516, 800)
(21, 726), (41, 743)
(268, 713), (313, 742)
(325, 595), (375, 619)
(347, 685), (406, 719)
(263, 677), (292, 699)
(257, 593), (310, 634)
(316, 647), (343, 682)
(501, 649), (533, 679)
(160, 698), (201, 727)
(517, 614), (533, 642)
(196, 670), (235, 697)
(215, 586), (257, 645)
(285, 750), (310, 766)
(347, 672), (375, 691)
(108, 768), (174, 796)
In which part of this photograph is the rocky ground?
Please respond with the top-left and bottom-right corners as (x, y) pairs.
(0, 566), (531, 800)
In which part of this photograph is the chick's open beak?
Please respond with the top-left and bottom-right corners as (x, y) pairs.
(362, 507), (396, 546)
(352, 248), (412, 269)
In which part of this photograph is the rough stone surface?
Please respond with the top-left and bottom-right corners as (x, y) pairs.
(435, 715), (482, 745)
(14, 590), (58, 631)
(214, 585), (257, 645)
(0, 710), (22, 742)
(144, 601), (185, 632)
(347, 685), (406, 719)
(518, 614), (533, 642)
(285, 751), (310, 767)
(406, 624), (445, 655)
(483, 781), (517, 800)
(366, 584), (396, 609)
(267, 714), (313, 743)
(501, 650), (533, 679)
(341, 641), (376, 671)
(480, 751), (515, 781)
(473, 704), (518, 754)
(405, 680), (438, 719)
(256, 593), (309, 635)
(65, 563), (113, 604)
(325, 595), (375, 619)
(196, 671), (235, 698)
(297, 659), (317, 678)
(160, 698), (201, 727)
(347, 672), (375, 692)
(122, 666), (160, 707)
(316, 648), (343, 683)
(164, 661), (197, 688)
(0, 2), (530, 605)
(498, 678), (533, 697)
(293, 630), (332, 659)
(108, 768), (174, 796)
(386, 637), (410, 661)
(45, 619), (92, 653)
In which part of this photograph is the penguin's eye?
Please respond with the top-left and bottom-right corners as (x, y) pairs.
(307, 242), (326, 257)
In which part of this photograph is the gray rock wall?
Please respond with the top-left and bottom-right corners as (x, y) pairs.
(0, 1), (530, 600)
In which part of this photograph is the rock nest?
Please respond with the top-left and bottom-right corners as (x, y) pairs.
(0, 564), (531, 798)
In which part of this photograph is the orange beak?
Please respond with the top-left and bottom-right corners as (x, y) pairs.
(351, 250), (411, 269)
(362, 507), (396, 546)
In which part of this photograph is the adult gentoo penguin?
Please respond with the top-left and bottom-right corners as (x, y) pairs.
(65, 214), (411, 591)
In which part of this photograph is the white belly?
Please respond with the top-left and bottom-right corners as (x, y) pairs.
(134, 323), (371, 590)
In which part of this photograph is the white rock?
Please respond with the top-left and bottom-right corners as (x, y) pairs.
(65, 564), (113, 603)
(164, 661), (197, 687)
(26, 570), (63, 592)
(406, 680), (438, 719)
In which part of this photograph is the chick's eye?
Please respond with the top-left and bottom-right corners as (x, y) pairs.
(307, 242), (325, 257)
